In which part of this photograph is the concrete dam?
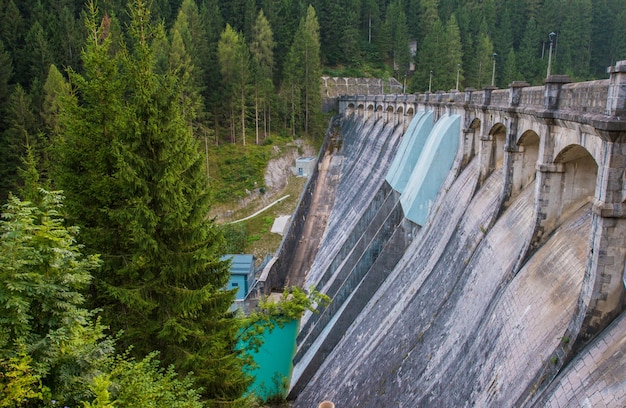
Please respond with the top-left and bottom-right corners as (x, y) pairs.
(266, 62), (626, 407)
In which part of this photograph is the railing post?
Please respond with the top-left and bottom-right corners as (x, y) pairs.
(509, 81), (530, 107)
(543, 75), (571, 110)
(606, 60), (626, 118)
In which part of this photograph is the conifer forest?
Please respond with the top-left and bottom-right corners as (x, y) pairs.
(0, 0), (624, 406)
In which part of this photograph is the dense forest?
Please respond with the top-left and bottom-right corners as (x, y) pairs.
(0, 0), (625, 406)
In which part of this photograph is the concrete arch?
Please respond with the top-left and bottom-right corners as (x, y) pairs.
(366, 104), (375, 121)
(553, 144), (598, 218)
(396, 105), (404, 114)
(376, 104), (383, 120)
(407, 107), (414, 116)
(386, 105), (394, 123)
(549, 126), (604, 171)
(461, 117), (481, 167)
(511, 130), (540, 199)
(489, 123), (507, 170)
(347, 103), (355, 116)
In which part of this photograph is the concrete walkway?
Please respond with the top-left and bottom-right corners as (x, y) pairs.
(228, 195), (290, 224)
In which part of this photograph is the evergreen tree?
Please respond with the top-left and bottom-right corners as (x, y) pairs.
(384, 0), (411, 78)
(517, 16), (542, 84)
(169, 0), (205, 130)
(53, 2), (249, 403)
(476, 31), (495, 88)
(23, 21), (54, 89)
(361, 0), (383, 63)
(558, 0), (592, 79)
(411, 17), (445, 92)
(262, 0), (304, 84)
(0, 39), (13, 135)
(250, 9), (275, 144)
(502, 48), (521, 86)
(443, 14), (463, 91)
(199, 0), (225, 140)
(218, 24), (251, 145)
(42, 64), (71, 136)
(282, 5), (322, 138)
(0, 85), (40, 202)
(609, 7), (626, 67)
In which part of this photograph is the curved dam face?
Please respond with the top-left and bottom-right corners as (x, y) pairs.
(290, 111), (626, 407)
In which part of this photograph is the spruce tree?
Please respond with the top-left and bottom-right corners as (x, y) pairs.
(218, 24), (251, 145)
(53, 2), (249, 404)
(282, 5), (322, 138)
(250, 9), (275, 144)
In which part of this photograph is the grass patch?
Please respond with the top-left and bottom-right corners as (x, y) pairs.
(207, 133), (302, 204)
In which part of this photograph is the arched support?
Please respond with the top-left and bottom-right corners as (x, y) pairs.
(569, 139), (626, 350)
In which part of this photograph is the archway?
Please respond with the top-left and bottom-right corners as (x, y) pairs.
(554, 144), (597, 220)
(510, 130), (539, 199)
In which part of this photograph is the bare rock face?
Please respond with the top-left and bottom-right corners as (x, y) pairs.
(264, 141), (316, 194)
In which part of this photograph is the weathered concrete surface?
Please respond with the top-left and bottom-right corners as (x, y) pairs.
(534, 310), (626, 407)
(284, 148), (341, 288)
(285, 65), (626, 407)
(290, 109), (624, 407)
(293, 161), (597, 407)
(290, 113), (408, 395)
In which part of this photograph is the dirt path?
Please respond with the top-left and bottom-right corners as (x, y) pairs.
(285, 150), (342, 288)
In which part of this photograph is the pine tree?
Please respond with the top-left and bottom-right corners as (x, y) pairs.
(559, 0), (592, 79)
(0, 85), (40, 202)
(218, 24), (251, 145)
(384, 0), (411, 78)
(53, 2), (249, 403)
(443, 14), (463, 91)
(199, 0), (225, 142)
(502, 48), (521, 86)
(250, 9), (275, 144)
(411, 17), (445, 92)
(283, 5), (322, 138)
(518, 16), (542, 84)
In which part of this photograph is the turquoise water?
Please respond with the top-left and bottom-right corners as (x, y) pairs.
(246, 319), (299, 401)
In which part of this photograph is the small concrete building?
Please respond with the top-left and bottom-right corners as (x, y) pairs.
(222, 254), (255, 300)
(292, 157), (316, 177)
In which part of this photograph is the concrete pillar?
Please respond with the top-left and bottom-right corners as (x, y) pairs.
(483, 85), (497, 106)
(502, 117), (522, 205)
(464, 87), (476, 104)
(509, 81), (530, 107)
(543, 75), (572, 110)
(530, 162), (565, 250)
(478, 125), (495, 184)
(575, 140), (626, 343)
(606, 60), (626, 117)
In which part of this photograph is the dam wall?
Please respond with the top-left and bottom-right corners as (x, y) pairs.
(288, 62), (626, 406)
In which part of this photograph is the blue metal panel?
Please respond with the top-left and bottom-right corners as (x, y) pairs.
(400, 114), (461, 226)
(385, 111), (433, 194)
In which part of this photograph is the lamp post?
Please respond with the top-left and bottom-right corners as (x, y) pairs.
(456, 64), (460, 91)
(428, 70), (433, 93)
(546, 32), (556, 78)
(491, 53), (497, 87)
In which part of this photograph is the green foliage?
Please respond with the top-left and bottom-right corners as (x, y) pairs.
(208, 142), (271, 203)
(239, 287), (330, 353)
(53, 2), (248, 404)
(281, 5), (323, 138)
(221, 223), (248, 254)
(84, 352), (205, 408)
(0, 351), (43, 407)
(218, 24), (251, 144)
